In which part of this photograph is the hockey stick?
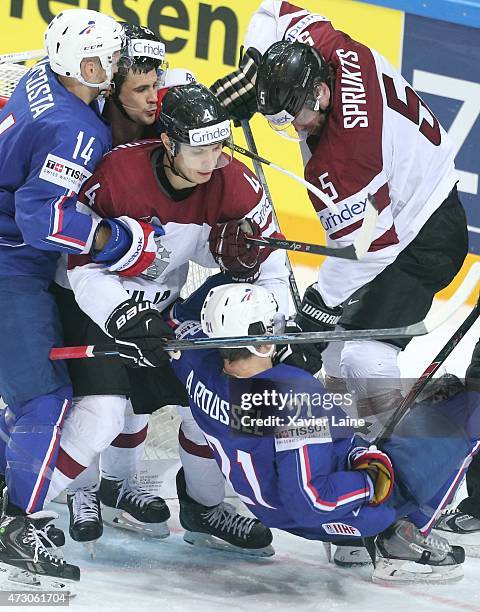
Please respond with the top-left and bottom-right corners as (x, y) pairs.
(0, 50), (44, 64)
(246, 194), (378, 260)
(241, 120), (301, 310)
(374, 284), (480, 446)
(49, 263), (479, 359)
(232, 142), (341, 214)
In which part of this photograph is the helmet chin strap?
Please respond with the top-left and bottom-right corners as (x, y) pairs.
(163, 148), (197, 184)
(247, 345), (275, 358)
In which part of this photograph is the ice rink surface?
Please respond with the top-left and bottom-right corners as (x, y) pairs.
(29, 269), (480, 611)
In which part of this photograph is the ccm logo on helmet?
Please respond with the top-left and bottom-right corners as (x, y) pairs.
(189, 120), (231, 146)
(130, 39), (165, 59)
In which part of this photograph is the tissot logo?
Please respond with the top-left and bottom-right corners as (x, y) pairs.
(39, 154), (91, 193)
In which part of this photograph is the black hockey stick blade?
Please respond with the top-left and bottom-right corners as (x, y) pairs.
(50, 263), (479, 360)
(246, 195), (378, 260)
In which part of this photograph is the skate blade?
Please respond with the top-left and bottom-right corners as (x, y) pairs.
(0, 563), (76, 597)
(323, 542), (332, 563)
(333, 545), (372, 568)
(102, 506), (170, 539)
(183, 531), (275, 557)
(82, 541), (97, 559)
(433, 528), (480, 558)
(372, 558), (464, 584)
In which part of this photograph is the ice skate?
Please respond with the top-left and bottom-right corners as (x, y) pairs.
(374, 519), (465, 584)
(177, 469), (274, 557)
(333, 539), (373, 567)
(99, 476), (170, 538)
(0, 511), (79, 595)
(67, 486), (102, 558)
(434, 508), (480, 558)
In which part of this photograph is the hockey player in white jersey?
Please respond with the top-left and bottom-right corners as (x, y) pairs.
(46, 82), (289, 556)
(0, 9), (167, 590)
(211, 0), (469, 566)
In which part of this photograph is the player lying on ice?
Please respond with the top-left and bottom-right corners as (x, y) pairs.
(169, 282), (480, 584)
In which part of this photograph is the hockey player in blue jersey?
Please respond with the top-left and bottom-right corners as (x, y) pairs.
(171, 283), (480, 584)
(0, 9), (170, 588)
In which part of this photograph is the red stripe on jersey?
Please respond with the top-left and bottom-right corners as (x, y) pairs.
(111, 425), (148, 449)
(302, 446), (336, 507)
(179, 428), (214, 459)
(56, 446), (87, 480)
(368, 224), (399, 252)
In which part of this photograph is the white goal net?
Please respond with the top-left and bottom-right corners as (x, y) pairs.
(0, 62), (214, 462)
(0, 63), (28, 103)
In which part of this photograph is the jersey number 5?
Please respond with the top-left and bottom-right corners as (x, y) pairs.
(383, 74), (441, 146)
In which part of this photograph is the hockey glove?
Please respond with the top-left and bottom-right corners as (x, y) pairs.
(211, 47), (262, 126)
(274, 320), (323, 376)
(92, 217), (164, 278)
(106, 299), (174, 368)
(295, 285), (343, 354)
(350, 446), (394, 506)
(209, 218), (262, 283)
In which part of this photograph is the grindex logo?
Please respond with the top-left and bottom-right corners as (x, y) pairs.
(318, 198), (367, 232)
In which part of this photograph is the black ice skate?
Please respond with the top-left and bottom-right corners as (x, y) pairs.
(374, 519), (465, 584)
(67, 486), (103, 558)
(0, 511), (79, 594)
(434, 508), (480, 558)
(176, 468), (274, 557)
(99, 476), (170, 538)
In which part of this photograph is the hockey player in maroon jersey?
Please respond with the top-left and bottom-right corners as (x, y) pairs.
(51, 23), (200, 552)
(211, 0), (469, 565)
(47, 82), (289, 556)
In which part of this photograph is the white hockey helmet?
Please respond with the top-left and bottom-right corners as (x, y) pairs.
(200, 284), (278, 358)
(44, 9), (125, 91)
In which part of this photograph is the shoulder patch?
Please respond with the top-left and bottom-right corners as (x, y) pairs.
(39, 153), (91, 193)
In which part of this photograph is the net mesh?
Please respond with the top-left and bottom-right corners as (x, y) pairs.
(0, 62), (215, 459)
(0, 63), (28, 105)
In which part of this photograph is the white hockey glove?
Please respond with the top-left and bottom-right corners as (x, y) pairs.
(211, 47), (262, 126)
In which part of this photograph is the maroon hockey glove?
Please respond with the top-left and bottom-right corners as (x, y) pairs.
(106, 299), (174, 368)
(350, 446), (394, 506)
(209, 218), (262, 283)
